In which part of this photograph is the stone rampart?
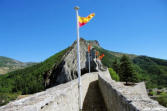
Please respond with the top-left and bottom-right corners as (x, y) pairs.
(98, 70), (167, 111)
(1, 70), (167, 111)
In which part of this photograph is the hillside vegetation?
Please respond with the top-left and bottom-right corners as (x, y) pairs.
(95, 47), (167, 89)
(0, 48), (69, 105)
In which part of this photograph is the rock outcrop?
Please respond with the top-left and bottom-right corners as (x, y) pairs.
(44, 38), (105, 88)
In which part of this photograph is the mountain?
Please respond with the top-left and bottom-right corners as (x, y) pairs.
(0, 38), (166, 106)
(0, 56), (36, 75)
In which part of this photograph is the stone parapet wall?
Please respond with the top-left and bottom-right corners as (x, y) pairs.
(1, 70), (167, 111)
(98, 71), (167, 111)
(0, 72), (98, 111)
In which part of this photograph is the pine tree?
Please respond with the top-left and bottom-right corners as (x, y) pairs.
(120, 55), (137, 85)
(112, 58), (120, 75)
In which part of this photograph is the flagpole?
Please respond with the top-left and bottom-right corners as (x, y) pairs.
(74, 6), (82, 111)
(88, 52), (90, 73)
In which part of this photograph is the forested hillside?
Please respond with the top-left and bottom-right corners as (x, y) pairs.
(95, 47), (167, 89)
(0, 47), (70, 105)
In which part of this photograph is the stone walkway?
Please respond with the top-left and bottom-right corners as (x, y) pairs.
(82, 80), (107, 111)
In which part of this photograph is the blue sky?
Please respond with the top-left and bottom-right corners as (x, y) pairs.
(0, 0), (167, 62)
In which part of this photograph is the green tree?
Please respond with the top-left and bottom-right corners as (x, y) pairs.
(112, 58), (120, 75)
(120, 55), (138, 85)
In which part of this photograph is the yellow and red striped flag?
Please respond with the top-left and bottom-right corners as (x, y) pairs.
(78, 13), (95, 27)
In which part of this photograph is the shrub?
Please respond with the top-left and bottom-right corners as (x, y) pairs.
(108, 68), (120, 81)
(148, 91), (156, 96)
(156, 92), (167, 107)
(0, 92), (20, 106)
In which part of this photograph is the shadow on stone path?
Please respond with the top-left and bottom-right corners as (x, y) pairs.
(83, 80), (107, 111)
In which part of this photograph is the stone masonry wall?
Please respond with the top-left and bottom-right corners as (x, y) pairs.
(0, 72), (98, 111)
(98, 70), (167, 111)
(1, 70), (167, 111)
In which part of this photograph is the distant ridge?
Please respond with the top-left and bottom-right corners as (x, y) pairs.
(0, 56), (36, 74)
